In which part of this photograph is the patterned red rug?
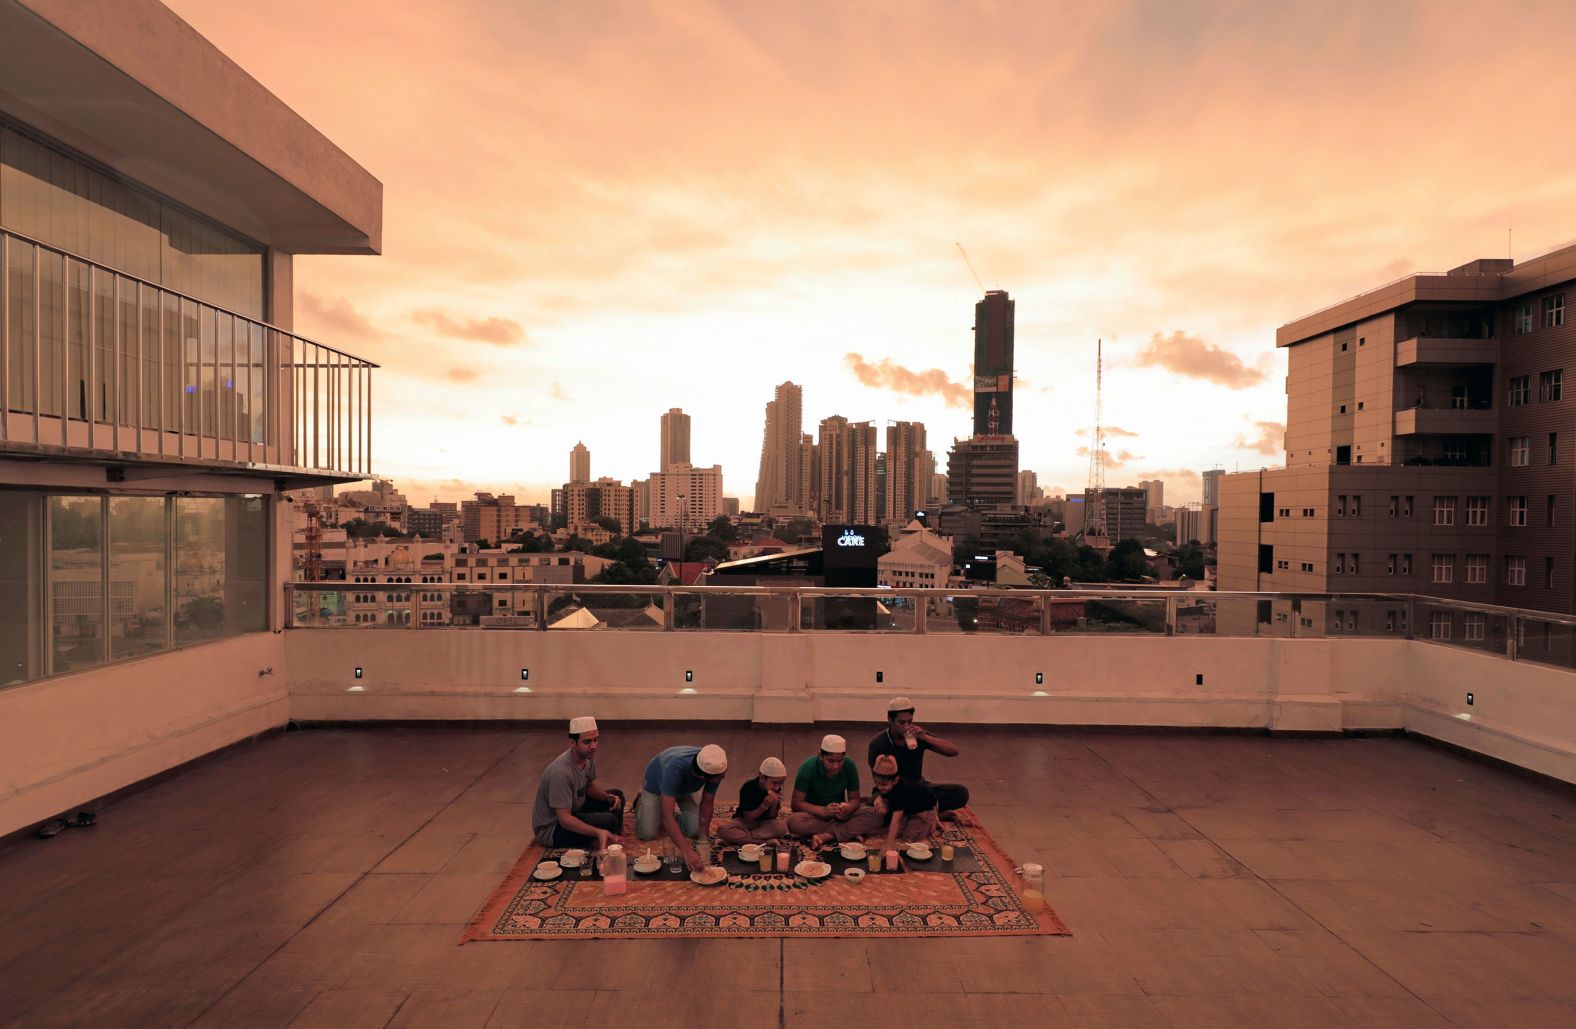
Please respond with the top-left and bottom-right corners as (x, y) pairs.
(461, 806), (1068, 941)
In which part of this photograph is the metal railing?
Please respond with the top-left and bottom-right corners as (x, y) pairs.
(283, 583), (1576, 670)
(1, 227), (376, 477)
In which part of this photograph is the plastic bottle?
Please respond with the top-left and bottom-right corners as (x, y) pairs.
(600, 844), (627, 896)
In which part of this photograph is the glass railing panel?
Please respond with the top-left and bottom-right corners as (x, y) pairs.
(800, 592), (917, 633)
(1047, 596), (1167, 635)
(544, 589), (667, 630)
(1510, 614), (1576, 670)
(1413, 598), (1509, 657)
(926, 593), (1043, 635)
(1318, 596), (1415, 639)
(672, 590), (794, 631)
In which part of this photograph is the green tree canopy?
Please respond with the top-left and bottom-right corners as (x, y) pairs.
(1105, 539), (1151, 581)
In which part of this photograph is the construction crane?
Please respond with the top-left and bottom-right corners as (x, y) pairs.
(955, 242), (985, 293)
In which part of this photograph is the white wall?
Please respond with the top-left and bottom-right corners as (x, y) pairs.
(0, 632), (286, 837)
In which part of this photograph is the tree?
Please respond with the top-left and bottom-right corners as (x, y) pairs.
(1175, 542), (1206, 580)
(705, 515), (739, 542)
(342, 518), (409, 539)
(774, 516), (815, 542)
(563, 535), (593, 553)
(685, 536), (729, 562)
(508, 533), (551, 553)
(1105, 539), (1151, 581)
(591, 516), (624, 535)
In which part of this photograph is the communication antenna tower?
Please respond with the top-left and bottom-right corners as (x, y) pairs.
(1084, 339), (1109, 543)
(954, 242), (986, 293)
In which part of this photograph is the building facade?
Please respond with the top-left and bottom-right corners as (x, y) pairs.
(570, 442), (590, 484)
(753, 381), (804, 515)
(0, 0), (381, 835)
(947, 436), (1019, 510)
(973, 290), (1015, 437)
(883, 420), (928, 525)
(1220, 246), (1576, 642)
(646, 463), (723, 530)
(659, 407), (690, 472)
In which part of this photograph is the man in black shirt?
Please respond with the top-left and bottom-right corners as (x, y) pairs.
(717, 756), (789, 844)
(866, 696), (969, 815)
(869, 753), (939, 851)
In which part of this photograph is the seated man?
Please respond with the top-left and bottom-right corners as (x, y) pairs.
(786, 734), (862, 848)
(869, 753), (940, 850)
(531, 716), (625, 850)
(717, 757), (789, 844)
(867, 696), (969, 815)
(635, 743), (727, 873)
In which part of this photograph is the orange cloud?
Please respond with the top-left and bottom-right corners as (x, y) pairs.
(447, 368), (479, 383)
(1076, 446), (1141, 469)
(1135, 332), (1265, 389)
(413, 309), (527, 346)
(844, 354), (969, 408)
(1233, 421), (1285, 456)
(298, 293), (378, 338)
(1075, 426), (1139, 438)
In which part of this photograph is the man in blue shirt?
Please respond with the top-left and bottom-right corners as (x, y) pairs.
(636, 743), (728, 873)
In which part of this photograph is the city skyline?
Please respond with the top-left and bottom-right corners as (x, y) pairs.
(166, 1), (1576, 507)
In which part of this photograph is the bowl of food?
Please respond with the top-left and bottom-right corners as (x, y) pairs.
(532, 860), (562, 880)
(738, 843), (762, 863)
(844, 868), (866, 884)
(559, 849), (587, 868)
(795, 860), (832, 880)
(838, 842), (867, 861)
(905, 842), (933, 861)
(689, 866), (728, 886)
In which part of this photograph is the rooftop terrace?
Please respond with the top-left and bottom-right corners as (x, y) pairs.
(2, 725), (1574, 1027)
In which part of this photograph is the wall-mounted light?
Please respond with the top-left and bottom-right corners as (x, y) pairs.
(1466, 692), (1474, 706)
(875, 671), (884, 684)
(1195, 673), (1204, 685)
(520, 668), (529, 681)
(1035, 672), (1043, 685)
(685, 670), (693, 683)
(354, 666), (363, 679)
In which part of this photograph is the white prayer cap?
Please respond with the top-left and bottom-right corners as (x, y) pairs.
(697, 744), (728, 774)
(569, 716), (597, 734)
(759, 756), (787, 777)
(820, 734), (847, 754)
(887, 696), (916, 714)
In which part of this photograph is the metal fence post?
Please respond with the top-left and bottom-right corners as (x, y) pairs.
(1508, 615), (1519, 661)
(1165, 595), (1177, 637)
(913, 591), (927, 635)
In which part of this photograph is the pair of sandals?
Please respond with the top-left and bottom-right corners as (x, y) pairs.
(34, 811), (96, 839)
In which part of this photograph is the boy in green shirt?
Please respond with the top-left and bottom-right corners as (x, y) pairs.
(787, 734), (861, 848)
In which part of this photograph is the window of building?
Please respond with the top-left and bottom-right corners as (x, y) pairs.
(1466, 554), (1487, 583)
(1340, 342), (1348, 353)
(1541, 369), (1563, 402)
(1430, 611), (1451, 640)
(1431, 554), (1454, 583)
(1336, 495), (1346, 516)
(1432, 496), (1456, 526)
(1351, 495), (1361, 516)
(1509, 496), (1528, 527)
(1338, 404), (1347, 414)
(1551, 433), (1560, 465)
(1549, 495), (1558, 527)
(1444, 440), (1467, 462)
(1276, 559), (1289, 570)
(1510, 436), (1530, 466)
(1466, 496), (1489, 526)
(1388, 496), (1398, 517)
(1516, 303), (1533, 334)
(1387, 553), (1397, 575)
(1547, 556), (1556, 589)
(1509, 375), (1530, 406)
(1402, 496), (1414, 517)
(1335, 553), (1346, 574)
(1401, 554), (1413, 575)
(1358, 402), (1365, 411)
(1300, 562), (1314, 572)
(1507, 556), (1526, 586)
(1349, 552), (1360, 574)
(1464, 613), (1485, 641)
(1544, 293), (1565, 329)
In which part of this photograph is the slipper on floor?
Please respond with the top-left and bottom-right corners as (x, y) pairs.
(34, 820), (67, 839)
(68, 812), (96, 828)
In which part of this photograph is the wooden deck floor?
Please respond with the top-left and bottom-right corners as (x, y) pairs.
(2, 726), (1575, 1027)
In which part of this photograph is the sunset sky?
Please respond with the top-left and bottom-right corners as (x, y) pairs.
(171, 0), (1576, 508)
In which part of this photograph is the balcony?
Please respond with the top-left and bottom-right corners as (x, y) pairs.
(1395, 335), (1498, 367)
(3, 588), (1575, 1025)
(1, 228), (375, 483)
(1394, 406), (1495, 436)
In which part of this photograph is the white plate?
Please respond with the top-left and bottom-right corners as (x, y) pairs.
(839, 844), (867, 860)
(532, 864), (563, 881)
(795, 860), (832, 880)
(739, 845), (762, 861)
(632, 858), (662, 874)
(558, 854), (584, 868)
(689, 867), (727, 885)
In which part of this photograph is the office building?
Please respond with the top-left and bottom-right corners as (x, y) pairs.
(554, 477), (635, 535)
(1175, 503), (1218, 546)
(570, 442), (590, 484)
(1017, 470), (1041, 508)
(815, 415), (850, 522)
(1084, 486), (1147, 543)
(848, 421), (880, 524)
(883, 421), (927, 525)
(659, 407), (690, 472)
(1201, 469), (1224, 507)
(459, 492), (538, 544)
(753, 381), (804, 515)
(1220, 245), (1576, 640)
(647, 463), (723, 531)
(972, 290), (1015, 436)
(1139, 479), (1165, 523)
(947, 436), (1019, 510)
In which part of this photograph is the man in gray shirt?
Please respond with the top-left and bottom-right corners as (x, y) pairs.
(532, 716), (625, 849)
